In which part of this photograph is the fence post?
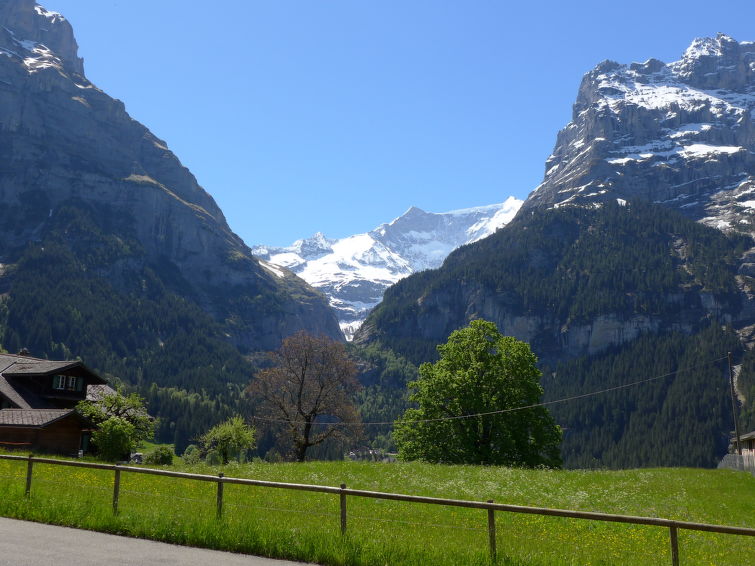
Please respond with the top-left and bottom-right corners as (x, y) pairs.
(340, 483), (347, 535)
(487, 499), (497, 563)
(669, 526), (679, 566)
(112, 466), (121, 514)
(216, 473), (225, 519)
(24, 454), (33, 497)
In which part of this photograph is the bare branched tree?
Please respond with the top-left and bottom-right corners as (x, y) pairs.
(247, 331), (362, 461)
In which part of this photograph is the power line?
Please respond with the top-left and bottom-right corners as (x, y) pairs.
(251, 354), (730, 428)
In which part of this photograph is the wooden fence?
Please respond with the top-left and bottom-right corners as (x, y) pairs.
(1, 453), (754, 565)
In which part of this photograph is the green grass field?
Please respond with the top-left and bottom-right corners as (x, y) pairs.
(0, 455), (752, 566)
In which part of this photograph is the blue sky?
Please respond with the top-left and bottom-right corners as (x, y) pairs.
(43, 1), (755, 246)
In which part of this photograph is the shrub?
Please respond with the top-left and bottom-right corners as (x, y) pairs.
(144, 445), (174, 465)
(92, 417), (136, 462)
(182, 444), (200, 465)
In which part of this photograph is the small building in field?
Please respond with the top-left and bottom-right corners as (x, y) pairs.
(0, 352), (107, 455)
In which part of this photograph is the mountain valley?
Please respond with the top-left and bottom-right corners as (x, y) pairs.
(0, 1), (752, 468)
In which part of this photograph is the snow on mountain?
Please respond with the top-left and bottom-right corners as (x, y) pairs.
(523, 33), (755, 233)
(253, 197), (523, 339)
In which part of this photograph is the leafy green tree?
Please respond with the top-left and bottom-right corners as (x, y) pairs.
(77, 390), (154, 461)
(77, 390), (154, 443)
(394, 320), (562, 467)
(199, 415), (255, 464)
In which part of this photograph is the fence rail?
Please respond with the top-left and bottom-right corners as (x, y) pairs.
(1, 453), (754, 565)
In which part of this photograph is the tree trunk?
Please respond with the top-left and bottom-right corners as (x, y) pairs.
(296, 417), (313, 462)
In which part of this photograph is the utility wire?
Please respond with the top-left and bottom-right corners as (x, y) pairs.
(251, 354), (730, 428)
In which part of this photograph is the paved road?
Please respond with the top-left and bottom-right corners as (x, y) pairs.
(0, 517), (310, 566)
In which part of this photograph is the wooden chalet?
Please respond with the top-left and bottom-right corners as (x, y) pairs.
(0, 352), (107, 455)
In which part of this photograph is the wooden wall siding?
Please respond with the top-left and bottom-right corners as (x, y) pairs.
(0, 427), (35, 447)
(37, 416), (83, 455)
(0, 416), (82, 455)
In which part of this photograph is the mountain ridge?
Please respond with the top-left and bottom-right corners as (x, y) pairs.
(523, 33), (755, 234)
(253, 197), (522, 338)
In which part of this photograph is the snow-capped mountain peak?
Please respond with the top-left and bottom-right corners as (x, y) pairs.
(523, 33), (755, 232)
(253, 198), (523, 339)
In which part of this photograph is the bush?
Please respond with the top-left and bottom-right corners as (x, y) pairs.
(181, 444), (200, 465)
(144, 445), (174, 465)
(92, 417), (136, 462)
(205, 449), (222, 466)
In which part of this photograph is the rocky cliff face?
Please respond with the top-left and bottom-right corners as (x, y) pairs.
(523, 34), (755, 233)
(0, 0), (82, 75)
(254, 198), (522, 339)
(0, 1), (341, 351)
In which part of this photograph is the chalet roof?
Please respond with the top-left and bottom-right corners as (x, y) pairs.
(0, 354), (105, 383)
(741, 431), (755, 442)
(0, 408), (75, 427)
(86, 384), (118, 401)
(0, 371), (60, 410)
(0, 374), (30, 408)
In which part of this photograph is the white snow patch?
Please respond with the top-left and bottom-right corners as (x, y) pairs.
(21, 43), (63, 73)
(466, 197), (522, 241)
(608, 141), (742, 165)
(680, 144), (743, 157)
(667, 123), (712, 139)
(267, 251), (307, 269)
(34, 6), (65, 23)
(607, 157), (636, 165)
(259, 260), (286, 279)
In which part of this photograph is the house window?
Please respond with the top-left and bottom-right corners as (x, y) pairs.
(52, 375), (83, 392)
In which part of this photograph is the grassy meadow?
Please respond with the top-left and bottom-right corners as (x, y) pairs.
(0, 454), (753, 566)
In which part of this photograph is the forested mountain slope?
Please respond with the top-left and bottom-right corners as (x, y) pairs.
(359, 202), (752, 365)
